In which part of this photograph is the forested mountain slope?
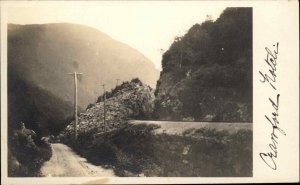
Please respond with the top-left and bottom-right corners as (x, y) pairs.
(154, 8), (252, 122)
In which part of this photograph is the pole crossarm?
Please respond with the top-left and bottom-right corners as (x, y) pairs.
(66, 73), (83, 75)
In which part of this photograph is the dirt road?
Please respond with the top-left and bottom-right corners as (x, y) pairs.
(41, 143), (116, 177)
(129, 120), (252, 135)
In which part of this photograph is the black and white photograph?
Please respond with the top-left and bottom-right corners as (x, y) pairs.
(1, 0), (299, 184)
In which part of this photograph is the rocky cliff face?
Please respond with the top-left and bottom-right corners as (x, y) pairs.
(60, 79), (155, 144)
(154, 8), (252, 122)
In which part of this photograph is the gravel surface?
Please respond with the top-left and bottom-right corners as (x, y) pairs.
(41, 143), (116, 177)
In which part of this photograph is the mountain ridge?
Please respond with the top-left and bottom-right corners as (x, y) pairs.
(8, 23), (159, 107)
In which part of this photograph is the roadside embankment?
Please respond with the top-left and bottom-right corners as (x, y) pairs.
(68, 121), (252, 177)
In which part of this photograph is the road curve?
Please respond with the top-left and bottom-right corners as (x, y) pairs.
(129, 120), (252, 135)
(41, 143), (116, 177)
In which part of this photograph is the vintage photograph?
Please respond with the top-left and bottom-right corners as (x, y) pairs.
(6, 3), (252, 178)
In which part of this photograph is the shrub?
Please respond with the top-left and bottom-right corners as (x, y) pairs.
(8, 122), (52, 177)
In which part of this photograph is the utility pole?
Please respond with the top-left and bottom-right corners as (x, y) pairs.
(116, 79), (120, 87)
(114, 79), (120, 127)
(66, 71), (83, 141)
(102, 84), (106, 132)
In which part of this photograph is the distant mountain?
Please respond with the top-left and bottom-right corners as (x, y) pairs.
(8, 23), (159, 135)
(154, 8), (252, 122)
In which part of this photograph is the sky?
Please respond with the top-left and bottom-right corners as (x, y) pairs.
(7, 1), (228, 70)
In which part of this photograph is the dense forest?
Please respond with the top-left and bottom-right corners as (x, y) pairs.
(154, 8), (252, 122)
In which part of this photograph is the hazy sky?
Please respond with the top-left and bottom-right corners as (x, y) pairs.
(8, 1), (228, 70)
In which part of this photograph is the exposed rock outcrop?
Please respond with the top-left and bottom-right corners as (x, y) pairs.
(60, 78), (155, 144)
